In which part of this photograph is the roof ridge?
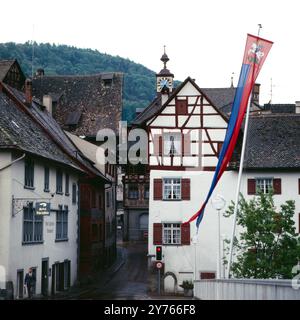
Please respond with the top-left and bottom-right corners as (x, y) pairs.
(33, 72), (123, 79)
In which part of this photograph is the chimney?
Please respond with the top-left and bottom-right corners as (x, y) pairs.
(36, 68), (45, 77)
(251, 83), (260, 106)
(296, 101), (300, 114)
(43, 95), (53, 115)
(25, 79), (32, 105)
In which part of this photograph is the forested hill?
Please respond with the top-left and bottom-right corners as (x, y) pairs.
(0, 42), (174, 122)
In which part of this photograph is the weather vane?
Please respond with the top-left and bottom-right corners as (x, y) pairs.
(258, 24), (262, 37)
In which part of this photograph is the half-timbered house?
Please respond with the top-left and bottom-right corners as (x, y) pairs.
(133, 51), (300, 294)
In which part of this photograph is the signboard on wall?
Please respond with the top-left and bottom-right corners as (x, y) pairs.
(35, 202), (51, 216)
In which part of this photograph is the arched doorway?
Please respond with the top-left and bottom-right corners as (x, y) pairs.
(163, 271), (177, 294)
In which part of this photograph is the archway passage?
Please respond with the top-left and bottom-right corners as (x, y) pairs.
(139, 213), (148, 241)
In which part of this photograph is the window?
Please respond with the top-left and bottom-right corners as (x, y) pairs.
(144, 184), (149, 199)
(44, 167), (50, 192)
(163, 178), (181, 200)
(72, 183), (77, 204)
(56, 169), (63, 194)
(106, 191), (110, 208)
(65, 174), (69, 196)
(176, 98), (188, 115)
(24, 158), (34, 188)
(103, 78), (112, 88)
(23, 203), (43, 244)
(56, 205), (68, 240)
(163, 133), (181, 156)
(91, 189), (96, 208)
(256, 178), (273, 194)
(163, 223), (181, 245)
(128, 184), (139, 199)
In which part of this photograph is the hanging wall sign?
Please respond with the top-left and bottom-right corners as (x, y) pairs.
(35, 202), (51, 216)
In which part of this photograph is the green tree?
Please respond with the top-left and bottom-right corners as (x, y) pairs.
(224, 192), (300, 279)
(0, 42), (181, 122)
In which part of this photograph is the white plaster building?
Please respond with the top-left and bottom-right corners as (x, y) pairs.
(0, 80), (105, 298)
(132, 52), (300, 293)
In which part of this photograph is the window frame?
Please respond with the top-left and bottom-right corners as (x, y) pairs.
(163, 178), (182, 200)
(144, 184), (150, 200)
(24, 158), (35, 189)
(127, 183), (139, 200)
(44, 166), (50, 192)
(163, 222), (181, 245)
(22, 203), (43, 245)
(55, 205), (68, 241)
(65, 173), (70, 196)
(72, 183), (77, 204)
(163, 132), (182, 156)
(56, 169), (63, 194)
(255, 178), (273, 194)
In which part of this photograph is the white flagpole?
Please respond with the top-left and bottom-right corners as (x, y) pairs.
(226, 25), (262, 279)
(226, 96), (252, 279)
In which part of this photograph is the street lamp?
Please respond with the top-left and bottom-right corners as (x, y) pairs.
(192, 234), (198, 282)
(211, 194), (226, 279)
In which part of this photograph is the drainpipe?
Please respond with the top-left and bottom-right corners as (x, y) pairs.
(0, 153), (26, 172)
(77, 181), (81, 284)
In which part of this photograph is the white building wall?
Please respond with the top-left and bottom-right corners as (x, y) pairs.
(0, 152), (79, 298)
(0, 152), (13, 284)
(148, 169), (300, 291)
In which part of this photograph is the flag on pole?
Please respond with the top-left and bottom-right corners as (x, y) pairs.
(185, 34), (273, 228)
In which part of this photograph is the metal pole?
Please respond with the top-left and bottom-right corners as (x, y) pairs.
(226, 97), (252, 279)
(217, 209), (221, 279)
(194, 240), (197, 281)
(158, 269), (161, 295)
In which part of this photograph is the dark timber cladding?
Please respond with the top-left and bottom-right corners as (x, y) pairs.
(32, 72), (123, 137)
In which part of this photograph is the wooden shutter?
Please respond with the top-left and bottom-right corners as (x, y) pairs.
(200, 272), (216, 280)
(153, 223), (162, 245)
(153, 179), (163, 200)
(176, 99), (188, 115)
(181, 223), (190, 245)
(247, 179), (256, 195)
(153, 135), (162, 156)
(273, 178), (282, 195)
(183, 133), (191, 156)
(181, 178), (190, 200)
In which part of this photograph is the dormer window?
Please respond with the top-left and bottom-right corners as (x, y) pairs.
(102, 74), (114, 88)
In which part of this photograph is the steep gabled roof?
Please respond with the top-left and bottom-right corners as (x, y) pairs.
(0, 60), (15, 81)
(244, 114), (300, 169)
(132, 77), (230, 126)
(202, 87), (236, 114)
(264, 103), (296, 114)
(32, 73), (123, 137)
(0, 82), (110, 180)
(0, 89), (80, 170)
(131, 95), (162, 126)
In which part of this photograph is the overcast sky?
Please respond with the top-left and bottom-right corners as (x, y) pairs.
(0, 0), (298, 104)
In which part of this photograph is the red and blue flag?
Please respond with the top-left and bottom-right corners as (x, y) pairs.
(185, 34), (273, 228)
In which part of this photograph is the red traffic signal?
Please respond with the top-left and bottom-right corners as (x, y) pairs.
(156, 246), (162, 260)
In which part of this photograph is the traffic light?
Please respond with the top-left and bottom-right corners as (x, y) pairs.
(156, 246), (162, 261)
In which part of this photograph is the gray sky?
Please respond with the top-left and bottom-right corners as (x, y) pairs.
(1, 0), (298, 104)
